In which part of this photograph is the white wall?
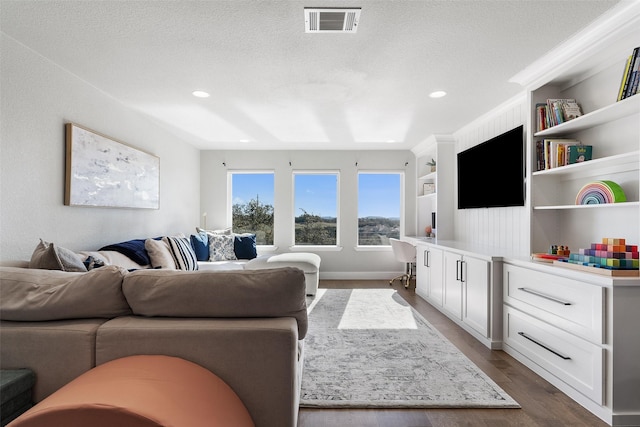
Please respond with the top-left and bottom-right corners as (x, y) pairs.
(200, 149), (417, 279)
(452, 95), (530, 256)
(0, 34), (200, 262)
(0, 31), (530, 270)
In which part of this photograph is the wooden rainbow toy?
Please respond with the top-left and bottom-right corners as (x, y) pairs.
(575, 180), (626, 205)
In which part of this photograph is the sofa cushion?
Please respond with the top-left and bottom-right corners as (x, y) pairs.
(0, 266), (131, 321)
(29, 239), (87, 272)
(122, 267), (308, 338)
(0, 319), (106, 403)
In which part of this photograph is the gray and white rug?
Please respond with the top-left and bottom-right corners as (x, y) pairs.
(300, 288), (520, 408)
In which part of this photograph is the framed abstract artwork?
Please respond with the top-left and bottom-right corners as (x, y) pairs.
(64, 123), (160, 209)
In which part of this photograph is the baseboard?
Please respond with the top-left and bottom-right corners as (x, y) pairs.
(319, 271), (399, 281)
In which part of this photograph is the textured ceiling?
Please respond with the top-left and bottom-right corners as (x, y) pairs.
(0, 0), (621, 150)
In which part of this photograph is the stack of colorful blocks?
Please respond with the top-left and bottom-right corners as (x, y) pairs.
(559, 238), (639, 270)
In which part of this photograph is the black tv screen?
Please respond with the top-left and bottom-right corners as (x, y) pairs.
(457, 125), (525, 209)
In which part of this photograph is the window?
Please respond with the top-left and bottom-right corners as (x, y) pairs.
(229, 172), (274, 245)
(293, 172), (339, 246)
(358, 172), (402, 245)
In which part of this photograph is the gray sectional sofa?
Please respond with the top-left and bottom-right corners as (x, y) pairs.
(0, 265), (308, 427)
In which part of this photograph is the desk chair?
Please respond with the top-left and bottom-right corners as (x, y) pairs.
(389, 238), (416, 289)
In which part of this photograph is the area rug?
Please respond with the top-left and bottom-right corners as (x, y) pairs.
(300, 288), (520, 408)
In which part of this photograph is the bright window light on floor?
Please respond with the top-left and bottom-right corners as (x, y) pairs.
(337, 289), (417, 329)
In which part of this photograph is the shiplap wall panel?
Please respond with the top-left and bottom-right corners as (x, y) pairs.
(453, 96), (529, 255)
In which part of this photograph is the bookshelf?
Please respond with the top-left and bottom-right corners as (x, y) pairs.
(534, 94), (639, 137)
(523, 40), (639, 255)
(411, 135), (455, 240)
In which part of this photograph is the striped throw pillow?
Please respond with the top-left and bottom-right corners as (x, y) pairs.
(163, 236), (199, 271)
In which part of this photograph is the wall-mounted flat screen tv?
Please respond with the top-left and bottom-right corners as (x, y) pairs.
(457, 125), (525, 209)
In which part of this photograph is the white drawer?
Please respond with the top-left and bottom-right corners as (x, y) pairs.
(503, 306), (603, 405)
(503, 264), (603, 344)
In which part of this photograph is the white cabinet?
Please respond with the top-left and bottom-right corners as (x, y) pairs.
(462, 255), (490, 337)
(502, 261), (640, 426)
(504, 305), (604, 404)
(442, 251), (463, 318)
(408, 238), (502, 349)
(415, 243), (443, 306)
(443, 251), (489, 337)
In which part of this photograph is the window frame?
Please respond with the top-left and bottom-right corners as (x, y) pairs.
(356, 170), (405, 248)
(227, 170), (276, 247)
(291, 170), (341, 249)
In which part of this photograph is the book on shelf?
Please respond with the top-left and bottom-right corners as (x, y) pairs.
(567, 144), (592, 164)
(618, 47), (639, 101)
(629, 48), (640, 98)
(422, 183), (435, 195)
(535, 99), (583, 131)
(535, 138), (582, 170)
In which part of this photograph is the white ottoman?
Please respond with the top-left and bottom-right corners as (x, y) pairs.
(245, 253), (321, 296)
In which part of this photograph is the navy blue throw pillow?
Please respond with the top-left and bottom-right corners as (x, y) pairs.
(100, 238), (160, 266)
(234, 234), (257, 260)
(190, 232), (210, 261)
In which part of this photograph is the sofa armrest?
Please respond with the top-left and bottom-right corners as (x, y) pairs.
(122, 267), (308, 338)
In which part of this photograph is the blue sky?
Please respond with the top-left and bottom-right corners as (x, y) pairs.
(232, 172), (401, 218)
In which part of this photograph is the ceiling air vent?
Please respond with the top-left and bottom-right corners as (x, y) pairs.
(304, 7), (361, 33)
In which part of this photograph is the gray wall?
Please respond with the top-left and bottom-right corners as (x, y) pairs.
(201, 150), (417, 278)
(1, 34), (200, 262)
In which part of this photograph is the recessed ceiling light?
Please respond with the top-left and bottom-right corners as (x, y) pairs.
(429, 90), (447, 98)
(239, 139), (250, 143)
(192, 90), (210, 98)
(386, 139), (397, 143)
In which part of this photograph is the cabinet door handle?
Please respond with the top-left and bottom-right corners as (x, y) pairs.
(456, 260), (461, 281)
(460, 260), (466, 283)
(424, 250), (430, 267)
(518, 332), (571, 360)
(517, 287), (572, 305)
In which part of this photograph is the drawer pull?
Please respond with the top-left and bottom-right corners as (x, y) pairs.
(518, 332), (571, 360)
(517, 287), (572, 305)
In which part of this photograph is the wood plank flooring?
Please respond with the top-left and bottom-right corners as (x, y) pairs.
(298, 280), (607, 427)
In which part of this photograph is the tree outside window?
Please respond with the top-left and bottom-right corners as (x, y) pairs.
(293, 172), (338, 246)
(230, 172), (274, 245)
(358, 172), (402, 245)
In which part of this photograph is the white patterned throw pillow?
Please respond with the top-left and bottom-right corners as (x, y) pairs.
(208, 234), (237, 261)
(163, 236), (199, 271)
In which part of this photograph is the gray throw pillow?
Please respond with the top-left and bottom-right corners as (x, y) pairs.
(29, 239), (87, 272)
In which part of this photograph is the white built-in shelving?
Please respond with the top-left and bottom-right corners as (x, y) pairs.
(504, 3), (640, 426)
(412, 136), (455, 240)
